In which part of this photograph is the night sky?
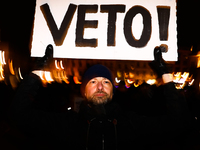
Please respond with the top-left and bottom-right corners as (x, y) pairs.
(0, 0), (200, 58)
(177, 0), (200, 51)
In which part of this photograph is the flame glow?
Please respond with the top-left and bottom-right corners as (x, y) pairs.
(60, 60), (64, 69)
(0, 51), (5, 81)
(18, 68), (23, 80)
(173, 72), (194, 89)
(44, 71), (54, 83)
(9, 59), (15, 75)
(146, 79), (156, 85)
(115, 77), (121, 83)
(127, 79), (134, 84)
(73, 76), (82, 84)
(55, 60), (59, 69)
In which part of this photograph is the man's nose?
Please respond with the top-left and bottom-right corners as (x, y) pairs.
(97, 81), (103, 90)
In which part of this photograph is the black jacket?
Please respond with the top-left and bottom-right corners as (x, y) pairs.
(10, 73), (190, 150)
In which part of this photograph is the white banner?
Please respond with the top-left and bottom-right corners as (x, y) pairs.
(31, 0), (177, 61)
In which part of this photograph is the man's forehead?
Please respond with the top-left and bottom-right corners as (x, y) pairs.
(90, 77), (110, 80)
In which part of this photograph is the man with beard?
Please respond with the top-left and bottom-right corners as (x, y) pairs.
(9, 45), (190, 150)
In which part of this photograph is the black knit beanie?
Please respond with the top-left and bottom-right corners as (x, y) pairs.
(81, 64), (114, 97)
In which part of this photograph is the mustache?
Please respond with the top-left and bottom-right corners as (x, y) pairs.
(94, 90), (107, 95)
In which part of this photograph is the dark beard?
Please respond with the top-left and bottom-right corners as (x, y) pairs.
(87, 91), (112, 105)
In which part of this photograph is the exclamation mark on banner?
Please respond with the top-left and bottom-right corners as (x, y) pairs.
(157, 6), (170, 41)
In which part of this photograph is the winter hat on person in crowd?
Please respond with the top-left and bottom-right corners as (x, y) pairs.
(81, 64), (115, 97)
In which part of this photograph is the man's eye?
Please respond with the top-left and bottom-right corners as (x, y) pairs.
(90, 80), (96, 84)
(104, 80), (110, 84)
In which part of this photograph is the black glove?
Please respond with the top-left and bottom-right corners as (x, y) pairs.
(34, 44), (54, 71)
(149, 45), (171, 78)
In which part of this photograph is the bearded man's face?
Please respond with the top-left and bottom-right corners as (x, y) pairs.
(84, 77), (113, 105)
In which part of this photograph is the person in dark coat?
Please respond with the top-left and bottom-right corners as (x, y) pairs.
(9, 45), (190, 150)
